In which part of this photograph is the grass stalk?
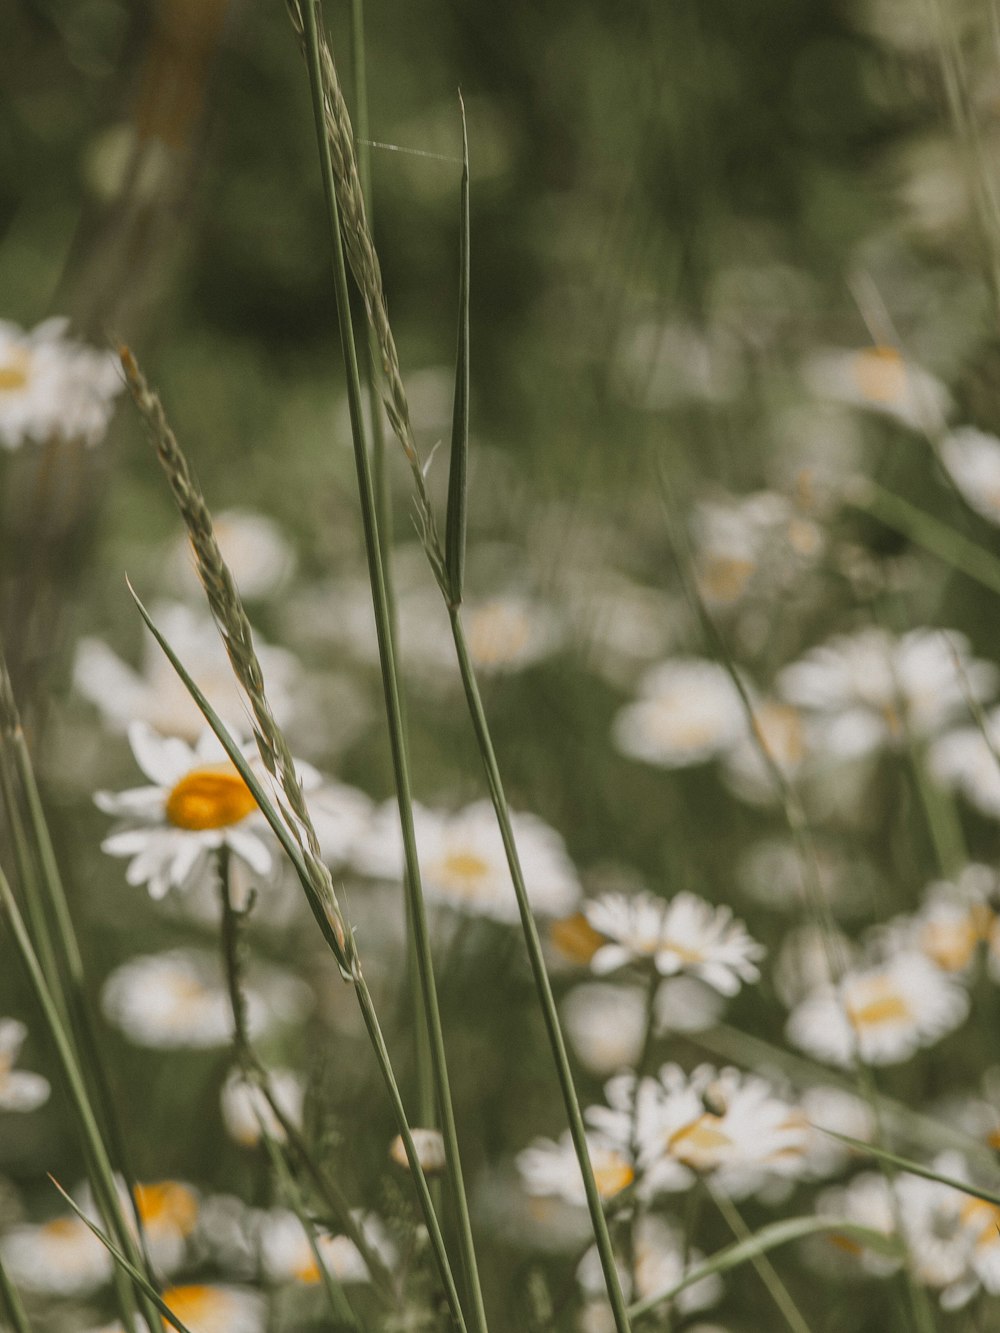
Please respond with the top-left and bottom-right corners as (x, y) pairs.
(127, 588), (469, 1329)
(0, 866), (156, 1333)
(448, 605), (634, 1333)
(347, 0), (436, 1136)
(0, 1255), (32, 1333)
(295, 3), (488, 1327)
(709, 1190), (811, 1333)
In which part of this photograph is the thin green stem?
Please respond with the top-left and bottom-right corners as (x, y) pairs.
(299, 3), (487, 1328)
(0, 1254), (32, 1333)
(710, 1189), (811, 1333)
(448, 605), (633, 1333)
(0, 867), (156, 1332)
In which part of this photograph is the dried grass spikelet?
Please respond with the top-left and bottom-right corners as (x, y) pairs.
(285, 0), (445, 582)
(118, 346), (347, 956)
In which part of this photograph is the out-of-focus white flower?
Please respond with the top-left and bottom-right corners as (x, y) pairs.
(516, 1132), (635, 1208)
(786, 951), (969, 1067)
(0, 1019), (49, 1112)
(893, 866), (999, 975)
(259, 1209), (396, 1285)
(811, 1173), (899, 1278)
(613, 318), (743, 410)
(896, 1158), (981, 1308)
(769, 403), (865, 511)
(169, 509), (296, 599)
(351, 800), (581, 922)
(653, 976), (726, 1035)
(800, 1085), (876, 1180)
(778, 628), (996, 758)
(562, 570), (678, 686)
(587, 1065), (810, 1200)
(309, 781), (374, 867)
(941, 427), (1000, 525)
(0, 317), (122, 448)
(221, 1067), (304, 1148)
(96, 722), (274, 900)
(561, 983), (648, 1075)
(772, 924), (851, 1008)
(930, 707), (1000, 818)
(130, 1180), (200, 1275)
(721, 698), (813, 803)
(160, 1284), (266, 1333)
(101, 949), (309, 1048)
(389, 1128), (447, 1175)
(74, 602), (303, 742)
(577, 1214), (722, 1313)
(612, 659), (745, 769)
(0, 1215), (113, 1294)
(584, 891), (763, 996)
(802, 344), (951, 432)
(692, 490), (824, 610)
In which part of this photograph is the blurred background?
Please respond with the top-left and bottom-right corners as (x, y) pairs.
(4, 0), (1000, 1329)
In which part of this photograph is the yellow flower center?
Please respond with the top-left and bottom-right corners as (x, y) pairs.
(41, 1217), (82, 1240)
(667, 1113), (733, 1167)
(593, 1153), (634, 1199)
(467, 603), (532, 668)
(960, 1197), (1000, 1247)
(437, 850), (491, 897)
(165, 765), (256, 830)
(134, 1181), (199, 1236)
(920, 918), (980, 972)
(753, 703), (806, 767)
(549, 913), (604, 965)
(161, 1285), (230, 1328)
(698, 555), (757, 604)
(0, 349), (30, 392)
(294, 1252), (322, 1283)
(847, 982), (911, 1030)
(853, 345), (907, 404)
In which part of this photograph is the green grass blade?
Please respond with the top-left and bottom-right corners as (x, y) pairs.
(628, 1214), (899, 1319)
(445, 93), (470, 607)
(820, 1131), (1000, 1207)
(849, 479), (1000, 597)
(48, 1178), (196, 1333)
(0, 1253), (33, 1333)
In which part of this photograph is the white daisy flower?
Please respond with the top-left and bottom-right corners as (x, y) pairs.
(309, 780), (374, 867)
(802, 344), (951, 432)
(0, 1214), (113, 1294)
(895, 866), (998, 975)
(612, 659), (745, 769)
(0, 1019), (49, 1112)
(516, 1131), (636, 1208)
(653, 976), (726, 1035)
(160, 1283), (266, 1333)
(221, 1067), (304, 1148)
(584, 891), (763, 996)
(930, 706), (1000, 819)
(561, 983), (648, 1076)
(169, 508), (297, 600)
(0, 317), (122, 449)
(350, 799), (581, 922)
(561, 569), (677, 687)
(778, 627), (996, 758)
(721, 698), (813, 804)
(96, 722), (274, 900)
(577, 1214), (722, 1313)
(692, 490), (823, 610)
(800, 1085), (876, 1180)
(589, 1064), (810, 1200)
(811, 1172), (899, 1278)
(896, 1158), (980, 1308)
(786, 951), (969, 1067)
(74, 601), (302, 743)
(101, 948), (309, 1049)
(258, 1209), (396, 1285)
(941, 427), (1000, 525)
(389, 1128), (447, 1175)
(129, 1180), (200, 1275)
